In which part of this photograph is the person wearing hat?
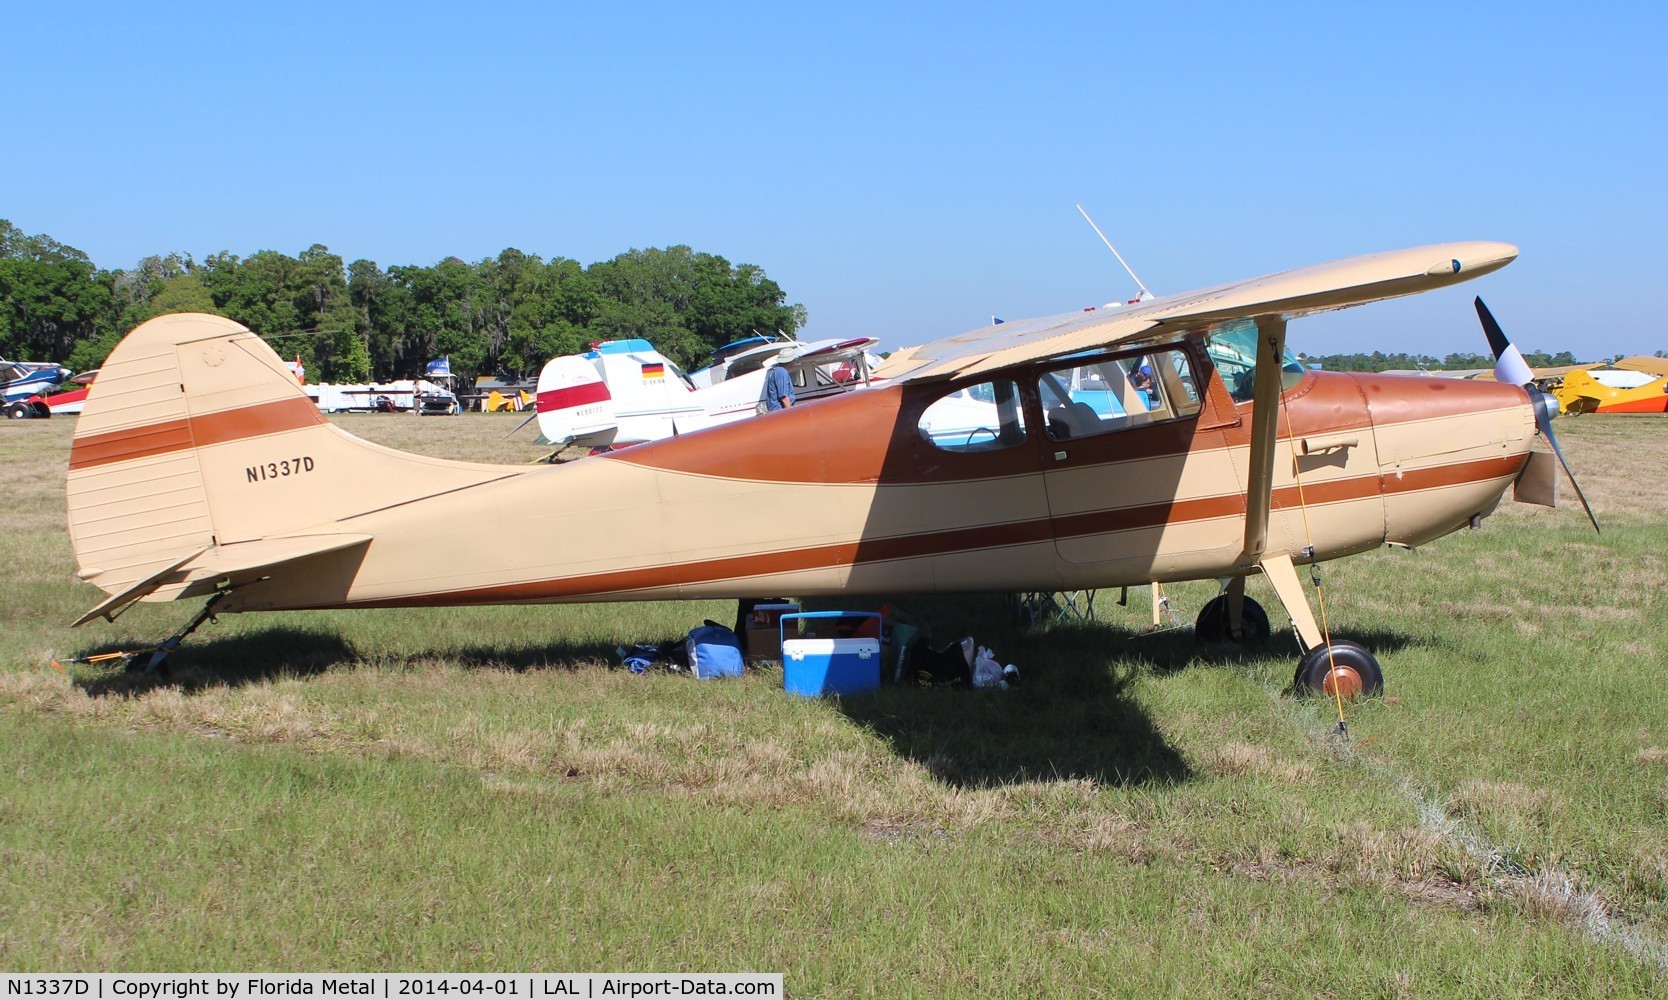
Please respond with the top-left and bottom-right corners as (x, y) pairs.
(757, 347), (797, 414)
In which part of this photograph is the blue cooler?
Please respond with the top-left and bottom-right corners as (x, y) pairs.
(781, 612), (882, 697)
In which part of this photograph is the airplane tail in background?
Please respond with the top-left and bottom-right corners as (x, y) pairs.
(535, 354), (617, 448)
(66, 313), (515, 624)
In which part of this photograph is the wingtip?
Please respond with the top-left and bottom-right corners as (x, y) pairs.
(1455, 242), (1519, 277)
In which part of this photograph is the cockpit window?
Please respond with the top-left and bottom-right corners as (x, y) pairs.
(1204, 322), (1307, 402)
(919, 379), (1028, 452)
(1036, 348), (1201, 441)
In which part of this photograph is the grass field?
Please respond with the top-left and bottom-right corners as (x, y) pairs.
(3, 410), (1666, 995)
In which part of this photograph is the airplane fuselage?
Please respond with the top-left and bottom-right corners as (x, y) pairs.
(202, 351), (1534, 614)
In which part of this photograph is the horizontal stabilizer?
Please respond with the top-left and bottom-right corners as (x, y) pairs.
(73, 548), (210, 627)
(74, 534), (371, 627)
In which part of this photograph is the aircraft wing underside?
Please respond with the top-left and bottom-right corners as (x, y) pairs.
(875, 242), (1518, 385)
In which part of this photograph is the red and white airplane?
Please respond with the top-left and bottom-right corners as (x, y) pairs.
(63, 240), (1587, 694)
(533, 335), (881, 451)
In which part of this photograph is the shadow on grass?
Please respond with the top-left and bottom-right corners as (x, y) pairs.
(448, 639), (625, 672)
(73, 627), (358, 698)
(839, 663), (1189, 789)
(824, 593), (1424, 789)
(71, 627), (626, 698)
(1124, 625), (1418, 674)
(819, 594), (1185, 789)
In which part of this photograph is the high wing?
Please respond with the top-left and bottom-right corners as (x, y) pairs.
(1612, 355), (1668, 379)
(874, 241), (1519, 384)
(788, 336), (880, 365)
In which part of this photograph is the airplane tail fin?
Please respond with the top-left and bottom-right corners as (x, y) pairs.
(66, 313), (512, 622)
(535, 354), (617, 448)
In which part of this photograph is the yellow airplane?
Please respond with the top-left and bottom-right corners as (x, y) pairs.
(65, 241), (1588, 697)
(485, 388), (534, 412)
(1554, 368), (1668, 414)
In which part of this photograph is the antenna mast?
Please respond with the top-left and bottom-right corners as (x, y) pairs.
(1076, 203), (1153, 301)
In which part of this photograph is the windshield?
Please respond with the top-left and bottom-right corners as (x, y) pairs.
(1204, 322), (1308, 402)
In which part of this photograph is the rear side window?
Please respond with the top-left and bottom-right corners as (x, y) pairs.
(1036, 348), (1201, 441)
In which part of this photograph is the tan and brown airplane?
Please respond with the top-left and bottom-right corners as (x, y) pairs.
(64, 240), (1572, 695)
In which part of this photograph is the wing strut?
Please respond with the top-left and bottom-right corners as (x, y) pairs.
(1240, 316), (1288, 565)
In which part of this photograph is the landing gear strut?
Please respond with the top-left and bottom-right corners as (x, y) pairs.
(125, 593), (227, 673)
(1196, 555), (1384, 700)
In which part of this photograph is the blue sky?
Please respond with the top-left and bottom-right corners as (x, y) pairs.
(7, 1), (1664, 359)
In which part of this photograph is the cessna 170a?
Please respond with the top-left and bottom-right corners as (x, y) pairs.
(64, 240), (1582, 695)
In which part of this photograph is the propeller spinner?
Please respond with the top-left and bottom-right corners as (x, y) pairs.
(1475, 297), (1600, 534)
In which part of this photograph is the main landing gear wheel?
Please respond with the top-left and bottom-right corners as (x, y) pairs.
(1194, 595), (1270, 643)
(1292, 641), (1383, 699)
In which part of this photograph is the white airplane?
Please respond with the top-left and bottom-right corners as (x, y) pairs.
(533, 335), (881, 451)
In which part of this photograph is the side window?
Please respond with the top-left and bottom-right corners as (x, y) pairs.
(1036, 348), (1202, 441)
(919, 379), (1028, 452)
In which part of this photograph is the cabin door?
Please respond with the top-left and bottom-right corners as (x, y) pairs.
(1033, 347), (1245, 584)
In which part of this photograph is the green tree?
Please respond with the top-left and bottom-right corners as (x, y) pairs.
(4, 224), (811, 386)
(394, 256), (486, 378)
(0, 219), (111, 361)
(587, 246), (803, 369)
(349, 258), (414, 379)
(499, 255), (599, 377)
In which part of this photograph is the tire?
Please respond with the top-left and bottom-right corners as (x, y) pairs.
(1195, 594), (1270, 643)
(6, 401), (32, 419)
(1292, 640), (1383, 699)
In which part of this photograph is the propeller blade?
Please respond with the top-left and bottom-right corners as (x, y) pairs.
(1535, 401), (1601, 534)
(1476, 298), (1534, 387)
(1475, 297), (1600, 534)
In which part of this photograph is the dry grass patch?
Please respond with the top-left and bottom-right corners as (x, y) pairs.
(1327, 819), (1465, 885)
(1215, 822), (1485, 913)
(1220, 848), (1322, 885)
(1510, 870), (1614, 927)
(1447, 779), (1557, 824)
(1066, 812), (1170, 864)
(1398, 876), (1485, 911)
(1202, 739), (1317, 783)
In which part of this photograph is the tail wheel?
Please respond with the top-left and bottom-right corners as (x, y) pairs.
(1293, 641), (1383, 699)
(1195, 594), (1270, 643)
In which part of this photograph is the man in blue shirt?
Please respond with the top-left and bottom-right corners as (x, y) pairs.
(758, 348), (797, 413)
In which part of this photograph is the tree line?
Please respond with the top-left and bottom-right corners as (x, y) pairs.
(1299, 348), (1584, 373)
(0, 219), (808, 384)
(8, 218), (1654, 386)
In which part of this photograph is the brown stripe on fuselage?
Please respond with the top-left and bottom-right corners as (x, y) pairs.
(335, 453), (1521, 610)
(68, 397), (326, 472)
(336, 514), (1060, 608)
(1379, 453), (1525, 496)
(607, 370), (1527, 487)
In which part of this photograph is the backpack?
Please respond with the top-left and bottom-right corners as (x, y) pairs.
(686, 621), (744, 680)
(913, 637), (975, 687)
